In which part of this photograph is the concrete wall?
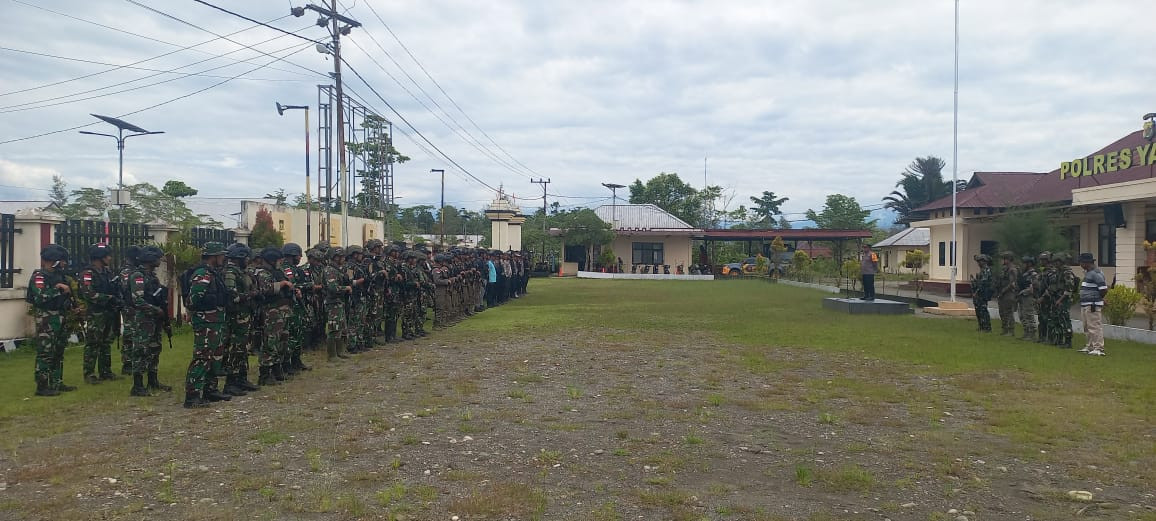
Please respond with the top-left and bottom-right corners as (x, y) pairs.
(877, 245), (931, 274)
(608, 234), (694, 271)
(240, 201), (385, 247)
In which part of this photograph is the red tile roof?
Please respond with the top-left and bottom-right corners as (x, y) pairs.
(916, 130), (1156, 212)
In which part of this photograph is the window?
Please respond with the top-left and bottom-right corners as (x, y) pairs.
(1098, 223), (1116, 267)
(277, 219), (285, 231)
(1146, 219), (1156, 242)
(1061, 225), (1080, 254)
(980, 240), (998, 257)
(632, 242), (664, 265)
(938, 242), (946, 266)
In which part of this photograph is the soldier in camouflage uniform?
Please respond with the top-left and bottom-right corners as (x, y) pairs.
(1017, 255), (1039, 341)
(384, 244), (404, 343)
(127, 246), (172, 396)
(970, 254), (993, 332)
(400, 251), (421, 340)
(279, 243), (312, 374)
(345, 245), (370, 353)
(432, 253), (451, 328)
(183, 242), (231, 408)
(1051, 253), (1077, 348)
(118, 245), (141, 375)
(252, 247), (294, 384)
(1035, 251), (1054, 344)
(26, 244), (76, 396)
(996, 251), (1020, 336)
(303, 247), (326, 351)
(364, 239), (387, 345)
(322, 247), (353, 360)
(79, 244), (121, 384)
(222, 243), (258, 396)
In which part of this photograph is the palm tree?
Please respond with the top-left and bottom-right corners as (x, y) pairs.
(883, 156), (962, 223)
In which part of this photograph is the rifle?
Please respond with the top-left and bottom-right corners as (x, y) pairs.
(152, 285), (173, 346)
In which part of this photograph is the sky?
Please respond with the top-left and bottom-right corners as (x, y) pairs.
(1, 0), (1153, 228)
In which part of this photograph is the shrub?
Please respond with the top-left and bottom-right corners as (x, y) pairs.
(1104, 285), (1143, 326)
(790, 250), (812, 282)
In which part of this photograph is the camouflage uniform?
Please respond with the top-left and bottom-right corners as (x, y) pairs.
(996, 252), (1020, 335)
(1051, 254), (1077, 348)
(252, 248), (291, 384)
(26, 245), (76, 396)
(223, 244), (258, 395)
(78, 245), (121, 382)
(183, 243), (230, 408)
(1017, 257), (1039, 341)
(384, 248), (404, 342)
(127, 246), (171, 395)
(321, 247), (351, 360)
(970, 254), (993, 332)
(432, 255), (451, 328)
(117, 246), (141, 375)
(345, 245), (370, 352)
(279, 243), (311, 373)
(1036, 252), (1055, 344)
(401, 252), (421, 340)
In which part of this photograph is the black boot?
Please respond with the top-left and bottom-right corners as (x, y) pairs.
(258, 366), (279, 386)
(121, 362), (132, 376)
(130, 374), (152, 397)
(336, 339), (351, 359)
(272, 363), (287, 382)
(293, 354), (312, 371)
(238, 370), (260, 392)
(283, 360), (299, 376)
(35, 381), (60, 397)
(183, 391), (210, 409)
(223, 375), (248, 396)
(203, 388), (233, 402)
(147, 371), (172, 392)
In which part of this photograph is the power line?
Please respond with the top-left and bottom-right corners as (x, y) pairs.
(0, 38), (313, 113)
(344, 36), (534, 181)
(191, 0), (322, 44)
(0, 47), (310, 86)
(9, 0), (313, 79)
(0, 43), (313, 145)
(358, 1), (545, 180)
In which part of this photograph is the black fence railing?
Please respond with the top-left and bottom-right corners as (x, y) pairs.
(0, 213), (16, 288)
(55, 220), (152, 270)
(188, 227), (234, 247)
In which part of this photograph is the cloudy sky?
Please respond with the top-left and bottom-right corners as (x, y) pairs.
(1, 0), (1152, 226)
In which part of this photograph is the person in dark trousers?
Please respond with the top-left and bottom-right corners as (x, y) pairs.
(859, 244), (878, 300)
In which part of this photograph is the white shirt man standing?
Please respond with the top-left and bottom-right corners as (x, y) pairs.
(1077, 252), (1108, 356)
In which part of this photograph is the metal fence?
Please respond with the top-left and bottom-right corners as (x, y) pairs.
(55, 220), (152, 269)
(188, 227), (234, 247)
(0, 214), (15, 288)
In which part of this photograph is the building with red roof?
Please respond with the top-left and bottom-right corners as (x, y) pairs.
(910, 126), (1156, 288)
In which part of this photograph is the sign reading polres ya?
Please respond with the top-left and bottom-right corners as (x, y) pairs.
(1060, 142), (1156, 180)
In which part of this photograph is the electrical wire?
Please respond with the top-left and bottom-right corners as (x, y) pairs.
(0, 47), (310, 85)
(0, 38), (313, 113)
(342, 33), (531, 181)
(0, 43), (313, 145)
(9, 0), (313, 79)
(358, 1), (546, 180)
(191, 0), (322, 44)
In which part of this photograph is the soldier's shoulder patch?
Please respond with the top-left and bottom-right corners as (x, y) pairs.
(284, 267), (294, 277)
(82, 272), (93, 285)
(33, 273), (45, 289)
(134, 275), (145, 285)
(193, 274), (211, 284)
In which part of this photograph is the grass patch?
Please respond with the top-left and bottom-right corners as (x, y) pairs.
(250, 430), (289, 445)
(449, 482), (547, 520)
(816, 465), (875, 493)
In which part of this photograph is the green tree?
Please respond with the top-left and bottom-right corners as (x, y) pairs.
(249, 207), (284, 248)
(162, 180), (198, 198)
(882, 156), (963, 223)
(558, 208), (614, 268)
(347, 115), (410, 219)
(776, 216), (792, 229)
(805, 194), (876, 230)
(398, 205), (435, 234)
(628, 172), (720, 228)
(264, 188), (288, 206)
(749, 191), (789, 226)
(992, 207), (1068, 257)
(50, 175), (69, 209)
(59, 182), (218, 227)
(159, 231), (202, 325)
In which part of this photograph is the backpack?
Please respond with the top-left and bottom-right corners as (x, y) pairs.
(179, 265), (200, 308)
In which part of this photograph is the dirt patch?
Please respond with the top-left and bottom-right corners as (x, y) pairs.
(0, 325), (1153, 520)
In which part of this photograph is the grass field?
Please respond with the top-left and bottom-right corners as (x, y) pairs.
(0, 278), (1153, 520)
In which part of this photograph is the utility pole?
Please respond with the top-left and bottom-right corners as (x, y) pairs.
(532, 178), (550, 265)
(431, 169), (445, 245)
(293, 2), (359, 245)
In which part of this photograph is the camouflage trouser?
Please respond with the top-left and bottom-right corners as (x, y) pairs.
(384, 298), (400, 340)
(348, 298), (368, 349)
(129, 311), (160, 375)
(34, 312), (67, 390)
(433, 287), (447, 327)
(401, 296), (418, 338)
(997, 294), (1017, 334)
(973, 297), (991, 331)
(185, 310), (225, 395)
(120, 311), (134, 370)
(287, 304), (307, 358)
(324, 299), (346, 339)
(83, 311), (116, 377)
(1052, 299), (1073, 345)
(259, 304), (289, 367)
(1036, 299), (1051, 342)
(225, 310), (251, 377)
(1018, 295), (1037, 340)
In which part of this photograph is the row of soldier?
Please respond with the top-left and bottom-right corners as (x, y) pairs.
(25, 241), (533, 405)
(970, 251), (1082, 347)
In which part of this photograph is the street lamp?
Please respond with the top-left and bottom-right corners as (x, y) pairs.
(431, 169), (445, 246)
(276, 102), (312, 244)
(601, 183), (625, 229)
(78, 114), (163, 254)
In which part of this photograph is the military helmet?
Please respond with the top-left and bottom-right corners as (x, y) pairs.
(312, 241), (331, 252)
(41, 244), (69, 262)
(1037, 251), (1051, 261)
(328, 247), (345, 259)
(999, 251), (1015, 260)
(972, 253), (991, 264)
(1021, 255), (1036, 264)
(89, 244), (112, 260)
(306, 247), (323, 259)
(365, 239), (383, 250)
(137, 245), (163, 263)
(282, 242), (303, 257)
(347, 244), (364, 255)
(202, 241), (227, 256)
(125, 244), (142, 263)
(259, 246), (283, 263)
(1053, 252), (1070, 264)
(225, 243), (251, 259)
